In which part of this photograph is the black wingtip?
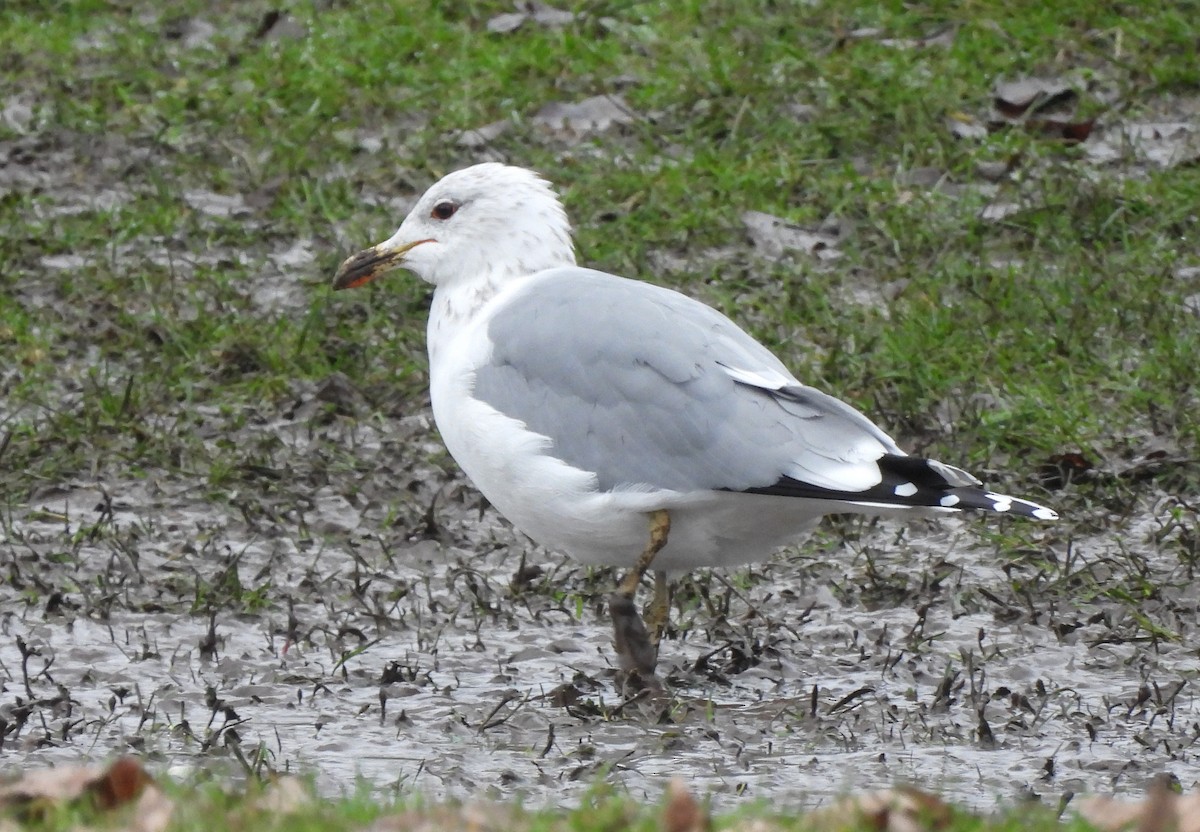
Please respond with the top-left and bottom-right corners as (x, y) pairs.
(935, 487), (1058, 520)
(741, 454), (1058, 520)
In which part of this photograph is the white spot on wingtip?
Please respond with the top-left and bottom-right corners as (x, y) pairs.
(894, 482), (918, 497)
(984, 492), (1012, 512)
(939, 494), (960, 508)
(1033, 507), (1059, 521)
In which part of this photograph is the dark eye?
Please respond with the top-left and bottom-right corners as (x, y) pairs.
(431, 199), (458, 220)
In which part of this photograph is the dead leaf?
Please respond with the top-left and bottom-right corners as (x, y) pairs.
(663, 778), (710, 832)
(41, 253), (91, 270)
(130, 785), (175, 832)
(1038, 452), (1095, 489)
(89, 757), (154, 809)
(879, 29), (957, 49)
(0, 757), (170, 830)
(957, 77), (1099, 145)
(253, 776), (313, 814)
(455, 119), (511, 149)
(1114, 443), (1190, 483)
(725, 821), (786, 832)
(844, 26), (886, 41)
(0, 767), (95, 807)
(1077, 779), (1200, 832)
(532, 94), (635, 139)
(946, 113), (988, 140)
(1086, 122), (1200, 168)
(1, 96), (35, 135)
(487, 2), (575, 34)
(1077, 795), (1148, 831)
(974, 158), (1015, 181)
(1023, 117), (1096, 143)
(368, 802), (518, 832)
(742, 210), (842, 260)
(183, 189), (249, 218)
(0, 759), (142, 806)
(162, 16), (217, 49)
(314, 371), (366, 414)
(979, 202), (1022, 222)
(807, 788), (956, 832)
(839, 26), (955, 50)
(253, 10), (308, 42)
(896, 167), (948, 189)
(994, 78), (1077, 118)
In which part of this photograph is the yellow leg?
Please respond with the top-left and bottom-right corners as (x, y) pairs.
(610, 510), (671, 685)
(617, 510), (670, 598)
(644, 571), (671, 647)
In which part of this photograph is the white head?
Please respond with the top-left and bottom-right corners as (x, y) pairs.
(332, 163), (576, 292)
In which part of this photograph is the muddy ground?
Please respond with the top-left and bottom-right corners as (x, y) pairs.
(3, 390), (1199, 811)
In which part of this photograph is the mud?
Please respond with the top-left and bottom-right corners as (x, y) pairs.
(2, 391), (1197, 811)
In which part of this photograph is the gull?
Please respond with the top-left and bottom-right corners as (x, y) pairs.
(331, 163), (1057, 689)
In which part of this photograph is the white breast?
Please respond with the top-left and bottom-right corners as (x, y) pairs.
(424, 277), (830, 571)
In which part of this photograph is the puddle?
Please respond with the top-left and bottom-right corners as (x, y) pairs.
(2, 404), (1195, 811)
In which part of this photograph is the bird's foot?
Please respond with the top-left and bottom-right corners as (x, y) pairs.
(609, 591), (664, 695)
(609, 510), (672, 695)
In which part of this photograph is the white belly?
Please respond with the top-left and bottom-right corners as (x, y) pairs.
(430, 360), (829, 571)
(425, 282), (830, 572)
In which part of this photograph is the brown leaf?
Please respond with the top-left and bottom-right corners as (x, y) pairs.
(0, 758), (170, 831)
(663, 778), (710, 832)
(808, 788), (956, 832)
(88, 757), (153, 809)
(1024, 117), (1096, 143)
(1038, 452), (1095, 489)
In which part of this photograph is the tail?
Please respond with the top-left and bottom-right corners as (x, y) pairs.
(742, 453), (1058, 521)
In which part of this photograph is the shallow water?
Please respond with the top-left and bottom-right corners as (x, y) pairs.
(2, 411), (1196, 812)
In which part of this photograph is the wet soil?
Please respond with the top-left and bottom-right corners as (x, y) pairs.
(2, 395), (1197, 810)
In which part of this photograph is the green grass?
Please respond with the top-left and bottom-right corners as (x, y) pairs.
(4, 771), (1110, 832)
(2, 0), (1196, 497)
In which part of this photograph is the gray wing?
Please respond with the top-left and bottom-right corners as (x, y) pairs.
(470, 267), (903, 495)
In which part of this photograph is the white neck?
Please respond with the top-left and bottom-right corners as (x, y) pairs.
(427, 268), (517, 365)
(423, 231), (576, 365)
